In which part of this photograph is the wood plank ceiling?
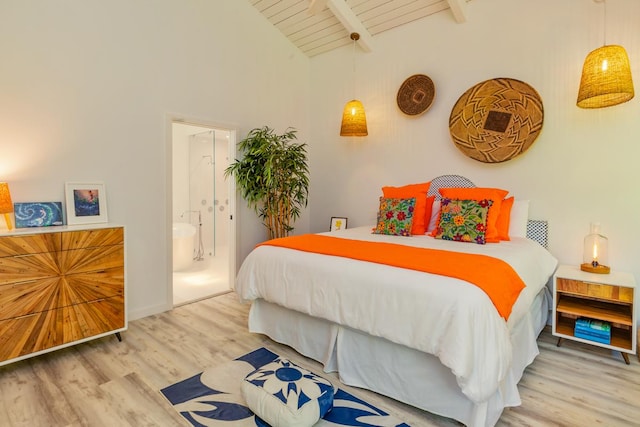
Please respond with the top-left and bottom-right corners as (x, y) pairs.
(248, 0), (469, 57)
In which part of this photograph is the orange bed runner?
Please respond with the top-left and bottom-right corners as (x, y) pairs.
(260, 234), (525, 320)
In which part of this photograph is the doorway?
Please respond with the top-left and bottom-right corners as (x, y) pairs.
(171, 121), (235, 306)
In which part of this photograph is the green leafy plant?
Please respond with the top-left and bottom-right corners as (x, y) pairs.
(224, 126), (309, 240)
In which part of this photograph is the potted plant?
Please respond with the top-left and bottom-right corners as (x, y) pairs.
(225, 126), (309, 240)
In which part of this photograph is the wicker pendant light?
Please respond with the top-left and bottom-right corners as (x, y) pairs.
(577, 1), (634, 108)
(340, 33), (368, 136)
(577, 45), (634, 108)
(340, 100), (368, 136)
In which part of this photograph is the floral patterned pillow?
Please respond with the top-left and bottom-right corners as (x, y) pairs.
(433, 198), (493, 244)
(372, 197), (416, 236)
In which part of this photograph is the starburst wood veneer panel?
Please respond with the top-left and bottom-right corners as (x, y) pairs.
(0, 227), (125, 365)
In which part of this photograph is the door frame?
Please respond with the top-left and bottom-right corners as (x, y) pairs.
(165, 115), (237, 309)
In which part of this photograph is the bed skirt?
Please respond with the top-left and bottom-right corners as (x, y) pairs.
(247, 287), (550, 427)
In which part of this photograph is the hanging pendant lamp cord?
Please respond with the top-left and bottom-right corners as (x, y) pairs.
(351, 33), (358, 98)
(602, 0), (607, 45)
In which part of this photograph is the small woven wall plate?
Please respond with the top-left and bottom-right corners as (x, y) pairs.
(449, 77), (544, 163)
(397, 74), (436, 116)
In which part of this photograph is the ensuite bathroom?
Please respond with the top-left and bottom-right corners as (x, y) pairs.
(171, 122), (233, 306)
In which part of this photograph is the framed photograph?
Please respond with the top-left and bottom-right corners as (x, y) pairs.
(65, 182), (108, 225)
(330, 216), (348, 231)
(14, 202), (64, 228)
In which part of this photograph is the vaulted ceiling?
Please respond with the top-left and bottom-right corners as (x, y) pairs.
(248, 0), (470, 57)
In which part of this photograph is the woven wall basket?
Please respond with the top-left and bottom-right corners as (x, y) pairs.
(449, 78), (544, 163)
(397, 74), (435, 116)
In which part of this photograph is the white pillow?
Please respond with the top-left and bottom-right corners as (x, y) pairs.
(427, 199), (440, 232)
(509, 200), (529, 238)
(241, 358), (334, 427)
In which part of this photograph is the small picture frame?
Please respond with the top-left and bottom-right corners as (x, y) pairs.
(65, 182), (108, 225)
(330, 216), (348, 232)
(14, 202), (64, 228)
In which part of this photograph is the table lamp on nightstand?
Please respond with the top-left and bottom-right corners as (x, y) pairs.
(580, 222), (610, 274)
(0, 182), (14, 231)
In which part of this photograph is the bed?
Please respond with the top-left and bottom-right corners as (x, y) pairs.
(234, 175), (558, 427)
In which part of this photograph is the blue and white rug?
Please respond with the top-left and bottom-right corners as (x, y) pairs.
(161, 347), (410, 427)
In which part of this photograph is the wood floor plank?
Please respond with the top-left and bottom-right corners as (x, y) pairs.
(97, 372), (188, 426)
(0, 291), (638, 427)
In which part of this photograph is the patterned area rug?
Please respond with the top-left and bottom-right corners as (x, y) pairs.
(161, 347), (410, 427)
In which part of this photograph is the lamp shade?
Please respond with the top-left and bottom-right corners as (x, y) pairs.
(0, 182), (14, 231)
(577, 45), (635, 108)
(0, 183), (13, 214)
(340, 99), (368, 136)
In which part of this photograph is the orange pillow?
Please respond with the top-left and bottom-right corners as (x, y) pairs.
(382, 182), (431, 235)
(496, 197), (514, 241)
(436, 187), (509, 243)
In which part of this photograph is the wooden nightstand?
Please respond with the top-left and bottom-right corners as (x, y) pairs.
(552, 265), (637, 364)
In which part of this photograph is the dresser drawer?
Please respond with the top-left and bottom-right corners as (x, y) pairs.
(0, 267), (124, 321)
(0, 227), (124, 257)
(0, 233), (61, 257)
(58, 245), (124, 274)
(556, 278), (633, 303)
(0, 295), (124, 362)
(61, 227), (124, 250)
(0, 251), (60, 285)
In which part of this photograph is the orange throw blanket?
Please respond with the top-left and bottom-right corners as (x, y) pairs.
(259, 234), (525, 320)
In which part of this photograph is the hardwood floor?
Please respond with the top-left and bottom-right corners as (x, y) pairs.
(0, 292), (638, 426)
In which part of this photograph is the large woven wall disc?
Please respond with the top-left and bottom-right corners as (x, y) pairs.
(397, 74), (435, 116)
(449, 78), (544, 163)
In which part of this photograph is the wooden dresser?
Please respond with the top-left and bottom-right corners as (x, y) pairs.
(0, 225), (126, 366)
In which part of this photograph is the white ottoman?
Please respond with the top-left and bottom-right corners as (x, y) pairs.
(241, 358), (334, 427)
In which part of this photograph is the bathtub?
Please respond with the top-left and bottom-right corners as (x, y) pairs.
(173, 222), (196, 271)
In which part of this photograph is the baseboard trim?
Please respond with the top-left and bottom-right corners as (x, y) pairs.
(128, 302), (172, 321)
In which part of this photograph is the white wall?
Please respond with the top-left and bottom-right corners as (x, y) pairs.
(0, 0), (310, 319)
(2, 0), (639, 323)
(308, 0), (640, 288)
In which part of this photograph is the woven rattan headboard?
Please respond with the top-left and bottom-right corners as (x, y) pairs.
(427, 174), (475, 200)
(428, 175), (548, 248)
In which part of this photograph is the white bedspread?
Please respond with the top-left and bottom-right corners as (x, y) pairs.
(235, 226), (558, 403)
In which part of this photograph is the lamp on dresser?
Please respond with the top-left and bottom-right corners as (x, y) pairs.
(0, 182), (14, 230)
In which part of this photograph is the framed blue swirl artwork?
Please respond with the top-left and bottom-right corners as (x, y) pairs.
(14, 202), (64, 228)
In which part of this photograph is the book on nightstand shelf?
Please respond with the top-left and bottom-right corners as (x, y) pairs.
(574, 318), (611, 345)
